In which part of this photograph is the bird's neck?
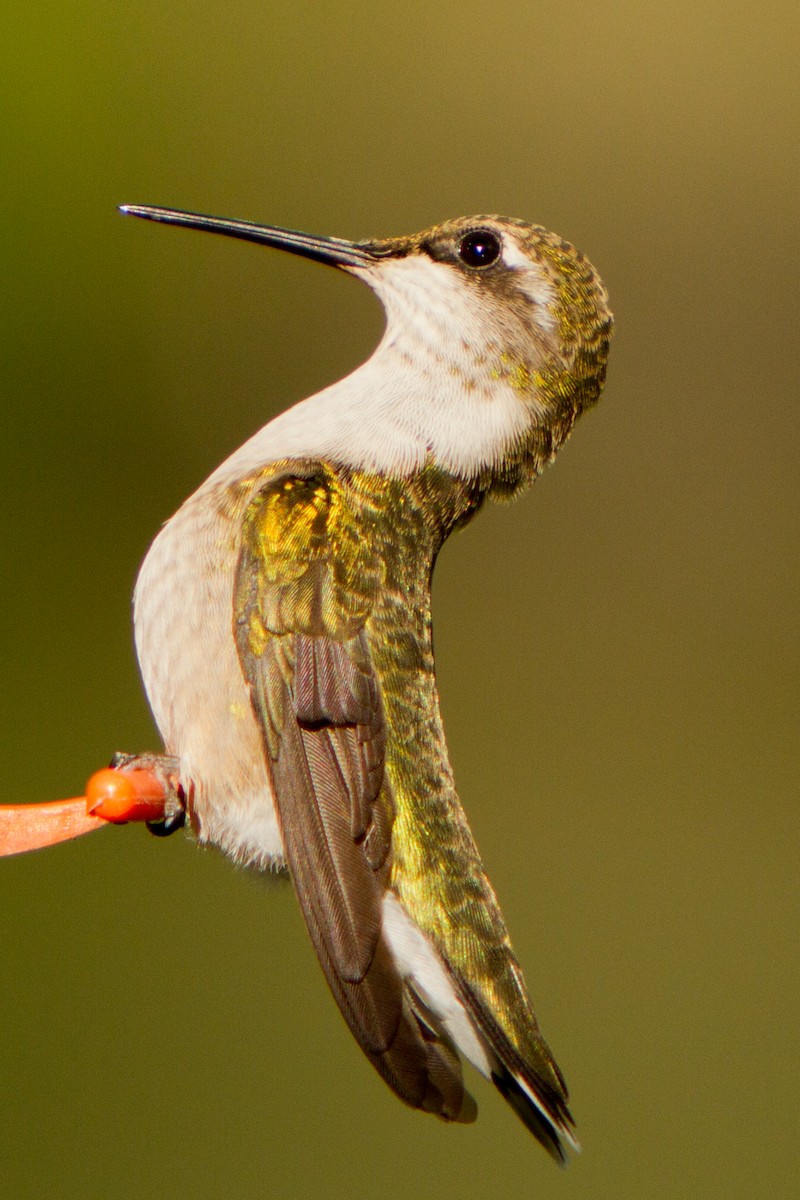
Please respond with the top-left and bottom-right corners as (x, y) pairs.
(201, 329), (550, 492)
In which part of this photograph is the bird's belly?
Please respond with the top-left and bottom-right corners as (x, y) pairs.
(133, 492), (285, 870)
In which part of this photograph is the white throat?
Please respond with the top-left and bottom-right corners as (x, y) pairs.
(204, 255), (547, 486)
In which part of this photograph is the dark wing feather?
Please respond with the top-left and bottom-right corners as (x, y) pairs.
(234, 463), (473, 1121)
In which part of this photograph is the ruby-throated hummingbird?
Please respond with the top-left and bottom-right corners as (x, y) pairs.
(120, 204), (612, 1161)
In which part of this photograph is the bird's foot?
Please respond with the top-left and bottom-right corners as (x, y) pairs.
(107, 752), (186, 836)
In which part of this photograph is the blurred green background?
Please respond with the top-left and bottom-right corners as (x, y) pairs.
(1, 2), (797, 1197)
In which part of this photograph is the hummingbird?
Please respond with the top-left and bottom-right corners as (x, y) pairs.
(120, 203), (612, 1160)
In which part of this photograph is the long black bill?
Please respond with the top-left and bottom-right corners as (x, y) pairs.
(119, 205), (380, 269)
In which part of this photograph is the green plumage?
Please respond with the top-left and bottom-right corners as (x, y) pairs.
(233, 460), (572, 1145)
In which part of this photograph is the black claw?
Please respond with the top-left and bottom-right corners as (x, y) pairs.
(146, 811), (186, 837)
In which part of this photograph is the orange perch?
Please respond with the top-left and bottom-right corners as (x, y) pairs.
(0, 768), (168, 857)
(0, 797), (106, 856)
(85, 768), (168, 824)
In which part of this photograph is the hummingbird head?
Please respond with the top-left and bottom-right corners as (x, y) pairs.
(120, 206), (612, 485)
(355, 215), (613, 486)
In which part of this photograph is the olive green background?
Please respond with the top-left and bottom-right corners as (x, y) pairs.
(1, 2), (797, 1197)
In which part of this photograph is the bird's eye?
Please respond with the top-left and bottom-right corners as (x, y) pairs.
(458, 230), (501, 269)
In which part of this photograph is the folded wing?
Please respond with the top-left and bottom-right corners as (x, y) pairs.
(233, 461), (474, 1121)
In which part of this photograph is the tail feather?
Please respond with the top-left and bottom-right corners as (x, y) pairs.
(382, 892), (577, 1157)
(449, 969), (578, 1162)
(491, 1061), (578, 1164)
